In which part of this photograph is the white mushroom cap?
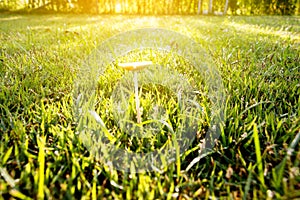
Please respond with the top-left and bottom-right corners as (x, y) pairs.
(118, 61), (153, 71)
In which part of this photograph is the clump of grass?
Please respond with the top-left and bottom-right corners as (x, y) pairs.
(89, 49), (209, 160)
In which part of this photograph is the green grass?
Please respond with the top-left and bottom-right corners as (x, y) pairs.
(0, 13), (299, 199)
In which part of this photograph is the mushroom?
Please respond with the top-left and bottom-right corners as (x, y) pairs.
(118, 61), (153, 124)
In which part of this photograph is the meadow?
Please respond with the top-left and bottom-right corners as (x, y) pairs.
(0, 13), (299, 199)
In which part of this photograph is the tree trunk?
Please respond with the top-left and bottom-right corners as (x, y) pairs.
(94, 0), (99, 14)
(224, 0), (229, 15)
(197, 0), (202, 14)
(209, 0), (213, 14)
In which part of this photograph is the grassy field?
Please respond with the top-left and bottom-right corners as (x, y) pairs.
(0, 13), (299, 199)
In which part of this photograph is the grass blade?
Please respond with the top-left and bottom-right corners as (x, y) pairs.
(0, 167), (16, 188)
(253, 123), (265, 187)
(2, 146), (13, 165)
(37, 135), (46, 200)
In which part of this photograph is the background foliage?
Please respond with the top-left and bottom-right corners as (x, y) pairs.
(0, 0), (299, 15)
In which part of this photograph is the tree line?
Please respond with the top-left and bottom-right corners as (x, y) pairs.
(0, 0), (299, 15)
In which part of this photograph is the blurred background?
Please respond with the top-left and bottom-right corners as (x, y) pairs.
(0, 0), (299, 15)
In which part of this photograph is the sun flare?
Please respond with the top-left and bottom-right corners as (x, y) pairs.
(115, 3), (122, 13)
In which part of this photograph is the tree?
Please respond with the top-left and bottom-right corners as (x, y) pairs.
(224, 0), (229, 14)
(197, 0), (202, 14)
(275, 0), (297, 15)
(229, 0), (237, 14)
(78, 0), (99, 13)
(209, 0), (213, 14)
(28, 0), (36, 9)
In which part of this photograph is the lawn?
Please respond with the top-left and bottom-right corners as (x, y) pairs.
(0, 13), (299, 199)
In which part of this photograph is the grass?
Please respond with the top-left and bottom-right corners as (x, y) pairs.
(0, 13), (299, 199)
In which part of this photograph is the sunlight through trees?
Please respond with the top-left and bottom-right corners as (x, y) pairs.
(0, 0), (298, 15)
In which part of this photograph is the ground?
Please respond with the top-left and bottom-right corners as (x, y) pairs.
(0, 14), (299, 199)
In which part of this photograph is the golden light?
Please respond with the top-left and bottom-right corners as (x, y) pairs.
(115, 3), (122, 13)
